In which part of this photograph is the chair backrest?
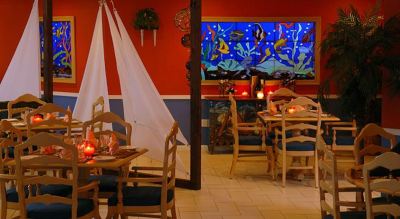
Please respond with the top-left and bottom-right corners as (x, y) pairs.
(14, 132), (79, 219)
(0, 120), (22, 200)
(319, 149), (341, 219)
(281, 97), (322, 152)
(82, 112), (132, 145)
(0, 120), (22, 165)
(269, 88), (301, 100)
(7, 94), (46, 119)
(92, 96), (105, 132)
(363, 152), (400, 219)
(26, 103), (72, 140)
(161, 122), (179, 207)
(354, 123), (397, 165)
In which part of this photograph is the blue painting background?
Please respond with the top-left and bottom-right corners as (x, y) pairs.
(201, 21), (316, 81)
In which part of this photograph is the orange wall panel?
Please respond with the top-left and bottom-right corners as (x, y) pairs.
(0, 0), (377, 96)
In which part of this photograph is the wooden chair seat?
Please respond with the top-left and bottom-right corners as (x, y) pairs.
(277, 141), (315, 151)
(26, 198), (95, 219)
(6, 184), (72, 202)
(107, 186), (174, 206)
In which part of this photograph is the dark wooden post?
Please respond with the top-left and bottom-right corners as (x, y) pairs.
(190, 0), (201, 190)
(43, 0), (53, 103)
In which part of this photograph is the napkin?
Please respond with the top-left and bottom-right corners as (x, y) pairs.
(269, 102), (278, 114)
(108, 133), (119, 155)
(86, 129), (97, 147)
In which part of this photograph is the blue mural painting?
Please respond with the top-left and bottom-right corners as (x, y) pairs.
(40, 20), (74, 79)
(201, 21), (316, 81)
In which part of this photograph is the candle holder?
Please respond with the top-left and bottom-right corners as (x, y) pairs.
(82, 140), (95, 159)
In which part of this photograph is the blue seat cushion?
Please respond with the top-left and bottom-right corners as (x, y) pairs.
(27, 198), (94, 219)
(108, 186), (174, 206)
(323, 211), (387, 219)
(323, 135), (354, 146)
(323, 135), (333, 145)
(88, 174), (118, 192)
(335, 136), (355, 145)
(6, 184), (72, 203)
(277, 141), (315, 151)
(238, 135), (273, 146)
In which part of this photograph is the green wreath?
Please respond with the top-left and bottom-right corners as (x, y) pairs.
(134, 8), (159, 30)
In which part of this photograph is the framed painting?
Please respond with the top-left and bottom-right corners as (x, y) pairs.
(40, 16), (76, 84)
(201, 17), (321, 85)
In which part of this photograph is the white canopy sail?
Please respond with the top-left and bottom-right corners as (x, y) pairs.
(73, 4), (111, 128)
(104, 3), (188, 173)
(0, 0), (40, 101)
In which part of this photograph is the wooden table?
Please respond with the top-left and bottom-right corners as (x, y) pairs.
(5, 148), (148, 185)
(257, 111), (341, 122)
(4, 119), (83, 131)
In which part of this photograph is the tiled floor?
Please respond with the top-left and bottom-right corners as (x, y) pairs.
(5, 146), (358, 219)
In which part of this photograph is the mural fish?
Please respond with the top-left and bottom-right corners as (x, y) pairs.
(253, 23), (266, 46)
(301, 28), (315, 43)
(211, 54), (219, 61)
(259, 47), (271, 63)
(217, 38), (229, 54)
(230, 30), (244, 41)
(207, 24), (216, 41)
(274, 38), (287, 53)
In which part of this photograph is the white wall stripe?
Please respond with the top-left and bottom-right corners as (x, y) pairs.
(51, 92), (346, 100)
(384, 128), (400, 136)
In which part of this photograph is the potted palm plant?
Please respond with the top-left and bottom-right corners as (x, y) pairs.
(319, 3), (400, 126)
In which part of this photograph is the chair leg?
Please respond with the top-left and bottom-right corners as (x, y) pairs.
(105, 207), (115, 219)
(314, 154), (319, 188)
(266, 147), (275, 179)
(282, 154), (286, 187)
(171, 202), (177, 219)
(1, 201), (7, 219)
(229, 150), (239, 178)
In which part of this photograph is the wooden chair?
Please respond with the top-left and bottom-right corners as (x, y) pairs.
(0, 120), (22, 218)
(7, 93), (46, 119)
(92, 96), (105, 132)
(363, 152), (400, 219)
(82, 112), (132, 198)
(14, 132), (100, 219)
(83, 112), (131, 146)
(275, 96), (322, 187)
(267, 88), (301, 152)
(26, 103), (72, 138)
(354, 123), (397, 166)
(228, 95), (274, 178)
(106, 122), (179, 219)
(319, 148), (366, 219)
(323, 120), (358, 163)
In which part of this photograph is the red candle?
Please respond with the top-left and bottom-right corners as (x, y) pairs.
(241, 91), (249, 96)
(83, 141), (95, 158)
(32, 114), (43, 123)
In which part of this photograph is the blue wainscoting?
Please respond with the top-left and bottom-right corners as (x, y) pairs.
(53, 96), (192, 142)
(51, 95), (392, 147)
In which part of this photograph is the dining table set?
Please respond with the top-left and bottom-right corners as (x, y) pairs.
(0, 93), (179, 219)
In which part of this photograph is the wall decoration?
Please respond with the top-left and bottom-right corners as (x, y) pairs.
(39, 16), (76, 83)
(134, 8), (159, 47)
(201, 17), (320, 85)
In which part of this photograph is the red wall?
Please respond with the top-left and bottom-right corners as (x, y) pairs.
(381, 0), (400, 129)
(0, 0), (378, 96)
